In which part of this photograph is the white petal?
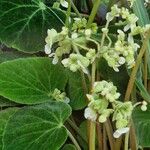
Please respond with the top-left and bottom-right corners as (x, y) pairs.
(113, 127), (129, 138)
(84, 107), (97, 121)
(52, 56), (59, 64)
(61, 59), (69, 67)
(113, 131), (122, 138)
(124, 24), (130, 32)
(44, 44), (51, 54)
(113, 67), (119, 72)
(77, 60), (89, 74)
(60, 0), (68, 8)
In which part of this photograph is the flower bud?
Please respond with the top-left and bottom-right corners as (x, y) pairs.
(141, 105), (147, 111)
(99, 115), (107, 123)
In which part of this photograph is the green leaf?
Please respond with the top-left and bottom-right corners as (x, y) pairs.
(0, 108), (18, 150)
(3, 101), (72, 150)
(67, 71), (87, 110)
(133, 0), (150, 79)
(0, 0), (65, 53)
(62, 144), (76, 150)
(0, 57), (68, 104)
(133, 106), (150, 147)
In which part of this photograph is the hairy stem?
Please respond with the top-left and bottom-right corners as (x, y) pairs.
(86, 0), (101, 28)
(103, 124), (108, 150)
(105, 120), (115, 150)
(124, 131), (129, 150)
(144, 50), (148, 89)
(89, 61), (96, 150)
(125, 29), (150, 101)
(129, 121), (137, 150)
(115, 137), (122, 150)
(67, 129), (81, 150)
(96, 123), (103, 150)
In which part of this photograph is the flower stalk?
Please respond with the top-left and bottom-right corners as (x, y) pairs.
(125, 28), (150, 101)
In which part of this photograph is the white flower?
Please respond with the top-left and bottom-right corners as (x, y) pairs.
(60, 0), (68, 8)
(113, 127), (130, 138)
(45, 29), (58, 55)
(84, 107), (97, 121)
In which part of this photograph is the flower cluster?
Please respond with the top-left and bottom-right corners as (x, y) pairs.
(50, 88), (70, 103)
(45, 18), (98, 73)
(101, 5), (150, 72)
(84, 80), (134, 138)
(84, 81), (133, 135)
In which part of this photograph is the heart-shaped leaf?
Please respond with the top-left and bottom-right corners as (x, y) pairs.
(0, 57), (68, 104)
(0, 108), (18, 150)
(133, 106), (150, 147)
(3, 101), (72, 150)
(0, 0), (65, 52)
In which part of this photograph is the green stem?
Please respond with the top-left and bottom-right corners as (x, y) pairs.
(67, 119), (87, 143)
(129, 121), (137, 150)
(115, 137), (122, 150)
(125, 29), (150, 101)
(71, 1), (82, 18)
(105, 120), (115, 150)
(100, 21), (110, 47)
(124, 131), (129, 150)
(96, 123), (103, 150)
(67, 129), (81, 150)
(144, 50), (148, 89)
(86, 0), (101, 28)
(65, 0), (71, 27)
(88, 61), (96, 150)
(103, 124), (108, 150)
